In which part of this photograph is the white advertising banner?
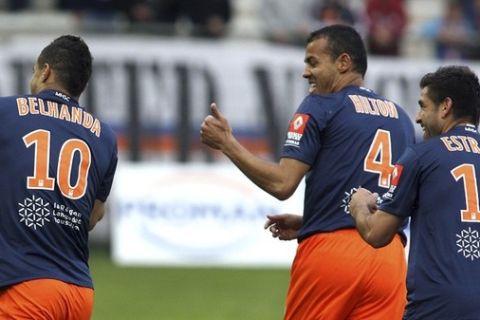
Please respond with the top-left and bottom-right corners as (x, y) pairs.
(111, 163), (302, 267)
(4, 35), (480, 140)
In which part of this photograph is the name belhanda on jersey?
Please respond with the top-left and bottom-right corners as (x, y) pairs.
(348, 95), (399, 118)
(16, 97), (101, 137)
(441, 135), (480, 153)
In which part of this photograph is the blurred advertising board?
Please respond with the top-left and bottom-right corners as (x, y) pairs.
(111, 163), (302, 267)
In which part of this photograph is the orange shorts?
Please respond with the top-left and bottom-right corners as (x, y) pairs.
(285, 229), (406, 320)
(0, 278), (94, 320)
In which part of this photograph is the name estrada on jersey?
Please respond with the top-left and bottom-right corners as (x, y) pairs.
(0, 89), (117, 290)
(379, 124), (480, 319)
(282, 85), (415, 241)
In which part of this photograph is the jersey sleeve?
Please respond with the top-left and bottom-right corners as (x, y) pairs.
(280, 95), (330, 166)
(379, 146), (421, 218)
(96, 143), (118, 202)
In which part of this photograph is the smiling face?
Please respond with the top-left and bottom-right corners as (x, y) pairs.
(302, 37), (339, 95)
(416, 86), (444, 139)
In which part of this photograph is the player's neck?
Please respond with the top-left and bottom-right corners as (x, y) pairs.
(333, 73), (363, 93)
(35, 84), (77, 100)
(444, 118), (475, 133)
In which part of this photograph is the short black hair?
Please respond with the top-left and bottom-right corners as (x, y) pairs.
(307, 24), (367, 77)
(420, 65), (480, 125)
(37, 35), (92, 97)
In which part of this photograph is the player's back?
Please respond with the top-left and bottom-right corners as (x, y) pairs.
(404, 124), (480, 319)
(283, 86), (415, 240)
(0, 90), (117, 289)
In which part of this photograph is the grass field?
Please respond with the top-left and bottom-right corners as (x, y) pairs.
(90, 248), (290, 320)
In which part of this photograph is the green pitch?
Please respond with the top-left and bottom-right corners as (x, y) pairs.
(90, 248), (290, 320)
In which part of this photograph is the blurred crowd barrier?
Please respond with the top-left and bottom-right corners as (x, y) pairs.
(0, 35), (469, 265)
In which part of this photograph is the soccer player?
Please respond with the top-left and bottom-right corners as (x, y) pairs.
(349, 65), (480, 319)
(201, 25), (415, 319)
(0, 35), (117, 319)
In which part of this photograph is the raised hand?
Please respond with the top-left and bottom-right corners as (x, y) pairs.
(200, 103), (233, 150)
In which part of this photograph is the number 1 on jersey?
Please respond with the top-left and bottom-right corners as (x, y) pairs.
(364, 129), (395, 188)
(451, 164), (480, 222)
(23, 130), (55, 190)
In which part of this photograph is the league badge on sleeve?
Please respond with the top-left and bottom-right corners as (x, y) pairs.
(390, 164), (404, 186)
(284, 113), (310, 147)
(383, 164), (403, 200)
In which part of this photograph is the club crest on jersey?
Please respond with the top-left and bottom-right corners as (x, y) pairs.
(284, 113), (309, 147)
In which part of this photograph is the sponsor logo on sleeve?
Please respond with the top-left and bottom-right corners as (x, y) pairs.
(284, 113), (309, 147)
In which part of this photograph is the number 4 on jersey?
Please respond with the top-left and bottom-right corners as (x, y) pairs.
(364, 129), (395, 188)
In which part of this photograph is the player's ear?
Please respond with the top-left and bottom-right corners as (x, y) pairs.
(40, 63), (52, 83)
(440, 97), (453, 119)
(336, 53), (351, 74)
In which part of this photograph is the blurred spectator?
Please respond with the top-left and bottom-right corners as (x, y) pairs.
(57, 0), (125, 31)
(311, 0), (356, 29)
(180, 0), (232, 38)
(5, 0), (30, 11)
(366, 0), (407, 56)
(123, 0), (232, 38)
(120, 0), (174, 34)
(459, 0), (480, 58)
(57, 0), (122, 15)
(260, 0), (315, 46)
(124, 1), (158, 23)
(459, 0), (480, 28)
(260, 0), (361, 47)
(421, 0), (475, 60)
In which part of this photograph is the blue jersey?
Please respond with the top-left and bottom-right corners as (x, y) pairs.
(281, 85), (415, 241)
(380, 124), (480, 319)
(0, 90), (117, 289)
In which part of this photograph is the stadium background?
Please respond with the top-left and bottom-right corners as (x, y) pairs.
(1, 0), (479, 319)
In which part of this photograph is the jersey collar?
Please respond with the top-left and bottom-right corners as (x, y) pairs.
(37, 89), (79, 106)
(451, 123), (478, 133)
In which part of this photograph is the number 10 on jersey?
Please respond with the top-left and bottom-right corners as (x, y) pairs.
(23, 129), (91, 200)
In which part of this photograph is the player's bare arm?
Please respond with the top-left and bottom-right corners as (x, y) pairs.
(349, 188), (404, 248)
(264, 214), (303, 241)
(200, 103), (310, 200)
(89, 199), (106, 231)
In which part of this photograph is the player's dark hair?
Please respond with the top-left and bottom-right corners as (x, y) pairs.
(37, 35), (92, 98)
(420, 66), (480, 126)
(307, 24), (367, 77)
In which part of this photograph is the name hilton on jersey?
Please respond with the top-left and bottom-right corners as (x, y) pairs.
(16, 97), (101, 137)
(348, 95), (399, 118)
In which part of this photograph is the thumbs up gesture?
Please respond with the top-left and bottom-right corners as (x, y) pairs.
(200, 102), (233, 151)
